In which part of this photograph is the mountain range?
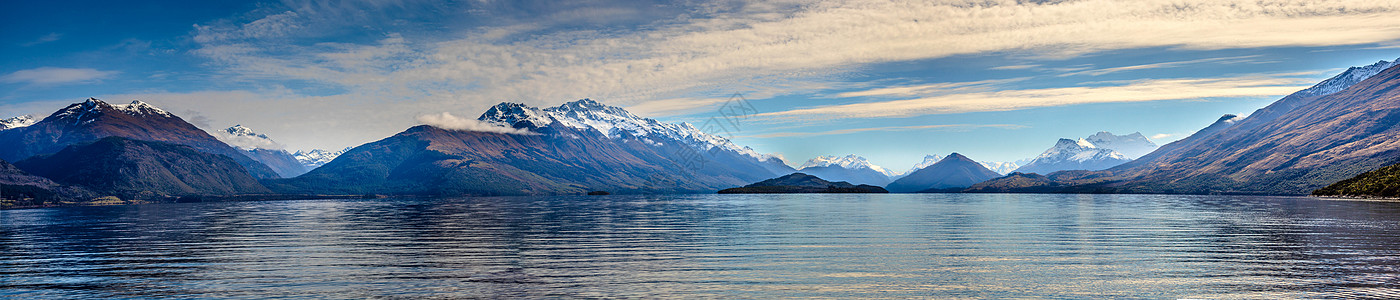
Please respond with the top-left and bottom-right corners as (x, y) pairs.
(0, 98), (281, 179)
(265, 99), (793, 196)
(717, 173), (888, 194)
(1012, 132), (1157, 175)
(216, 125), (309, 178)
(796, 155), (895, 186)
(974, 58), (1400, 195)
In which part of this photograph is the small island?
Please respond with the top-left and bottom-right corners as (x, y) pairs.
(718, 173), (889, 194)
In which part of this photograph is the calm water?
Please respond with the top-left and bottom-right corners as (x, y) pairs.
(3, 194), (1400, 299)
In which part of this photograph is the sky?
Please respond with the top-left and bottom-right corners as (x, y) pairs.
(3, 0), (1400, 171)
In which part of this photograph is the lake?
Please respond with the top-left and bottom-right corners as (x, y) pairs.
(3, 194), (1400, 298)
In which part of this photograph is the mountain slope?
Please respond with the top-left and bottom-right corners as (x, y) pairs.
(717, 173), (888, 194)
(14, 137), (270, 197)
(0, 98), (280, 179)
(0, 115), (36, 130)
(886, 153), (1001, 192)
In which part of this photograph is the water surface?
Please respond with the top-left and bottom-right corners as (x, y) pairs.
(4, 194), (1400, 298)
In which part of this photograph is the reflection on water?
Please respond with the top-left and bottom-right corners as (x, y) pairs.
(3, 194), (1400, 298)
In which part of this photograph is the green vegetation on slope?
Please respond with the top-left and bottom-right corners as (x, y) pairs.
(1314, 162), (1400, 197)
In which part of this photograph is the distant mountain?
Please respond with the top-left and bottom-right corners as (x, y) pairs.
(267, 99), (789, 195)
(1083, 132), (1157, 159)
(899, 155), (943, 177)
(718, 173), (888, 194)
(796, 155), (893, 186)
(0, 158), (94, 206)
(215, 125), (308, 178)
(0, 98), (280, 179)
(14, 137), (270, 198)
(293, 148), (350, 169)
(0, 115), (36, 130)
(976, 60), (1400, 195)
(1012, 138), (1131, 175)
(886, 153), (1001, 193)
(978, 160), (1022, 175)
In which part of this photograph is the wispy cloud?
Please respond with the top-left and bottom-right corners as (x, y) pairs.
(755, 73), (1316, 120)
(741, 124), (1026, 138)
(1, 67), (119, 85)
(21, 33), (62, 47)
(1056, 55), (1267, 77)
(835, 78), (1027, 98)
(990, 64), (1040, 70)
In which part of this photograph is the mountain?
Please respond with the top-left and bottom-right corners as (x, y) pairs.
(14, 137), (270, 198)
(0, 158), (94, 206)
(976, 60), (1400, 195)
(0, 115), (36, 130)
(1083, 132), (1158, 159)
(216, 125), (308, 177)
(899, 155), (943, 177)
(796, 155), (893, 186)
(717, 173), (888, 194)
(293, 148), (349, 169)
(1313, 162), (1400, 198)
(886, 153), (1001, 193)
(1012, 138), (1131, 175)
(0, 98), (280, 179)
(267, 99), (790, 196)
(978, 160), (1022, 175)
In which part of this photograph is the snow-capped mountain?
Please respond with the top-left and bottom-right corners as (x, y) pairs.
(978, 161), (1021, 175)
(900, 154), (944, 176)
(213, 125), (306, 178)
(1012, 138), (1131, 175)
(294, 148), (350, 169)
(1299, 58), (1399, 97)
(478, 99), (791, 174)
(1083, 131), (1158, 159)
(800, 155), (897, 177)
(797, 155), (894, 186)
(215, 124), (283, 150)
(0, 115), (36, 130)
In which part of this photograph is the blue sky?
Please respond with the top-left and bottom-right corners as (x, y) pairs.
(3, 0), (1400, 170)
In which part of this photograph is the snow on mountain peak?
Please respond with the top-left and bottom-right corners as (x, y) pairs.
(1083, 131), (1158, 159)
(902, 154), (944, 175)
(294, 147), (351, 169)
(800, 154), (896, 177)
(0, 115), (36, 130)
(475, 99), (772, 162)
(214, 124), (283, 150)
(1043, 138), (1126, 162)
(112, 100), (174, 117)
(1300, 58), (1399, 97)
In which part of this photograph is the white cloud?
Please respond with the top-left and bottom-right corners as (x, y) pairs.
(416, 112), (539, 135)
(212, 131), (287, 150)
(756, 73), (1316, 120)
(1, 67), (119, 85)
(1056, 55), (1267, 77)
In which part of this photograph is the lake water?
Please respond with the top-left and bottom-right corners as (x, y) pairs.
(3, 194), (1400, 299)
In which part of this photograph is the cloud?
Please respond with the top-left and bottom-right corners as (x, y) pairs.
(741, 124), (1026, 138)
(190, 0), (1400, 114)
(1150, 133), (1176, 140)
(21, 33), (62, 46)
(990, 64), (1040, 70)
(755, 73), (1316, 120)
(416, 112), (539, 135)
(1056, 55), (1267, 77)
(1, 67), (119, 85)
